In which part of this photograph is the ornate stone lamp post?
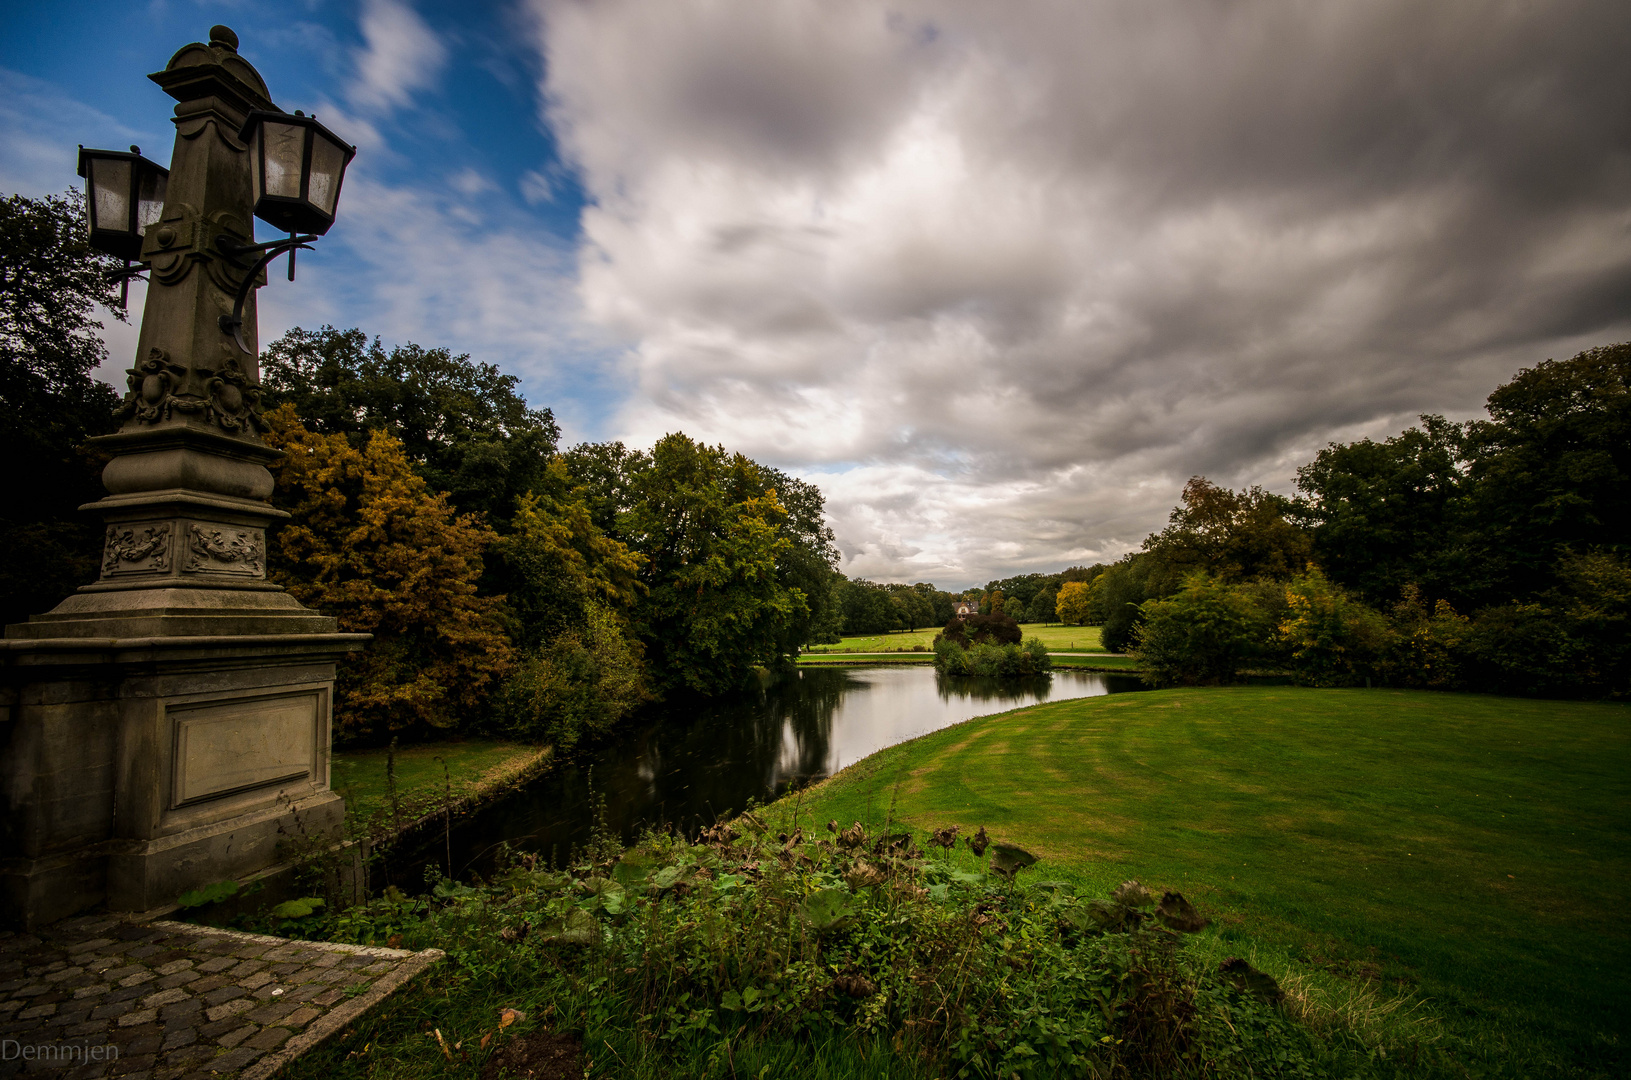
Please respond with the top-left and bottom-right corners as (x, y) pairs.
(0, 26), (369, 928)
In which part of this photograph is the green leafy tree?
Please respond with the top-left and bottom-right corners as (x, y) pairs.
(1460, 344), (1631, 604)
(565, 437), (839, 667)
(0, 191), (122, 625)
(1461, 551), (1631, 699)
(1143, 476), (1311, 592)
(1095, 556), (1159, 652)
(839, 578), (900, 635)
(263, 406), (513, 740)
(1296, 415), (1471, 606)
(1131, 574), (1267, 685)
(615, 434), (809, 695)
(886, 583), (935, 631)
(260, 326), (559, 528)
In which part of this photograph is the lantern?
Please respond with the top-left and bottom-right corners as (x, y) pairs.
(76, 145), (169, 261)
(239, 110), (356, 236)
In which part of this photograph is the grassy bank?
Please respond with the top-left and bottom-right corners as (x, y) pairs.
(331, 740), (550, 827)
(805, 624), (1107, 653)
(766, 687), (1630, 1077)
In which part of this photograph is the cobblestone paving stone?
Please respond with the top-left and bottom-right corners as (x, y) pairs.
(0, 916), (442, 1079)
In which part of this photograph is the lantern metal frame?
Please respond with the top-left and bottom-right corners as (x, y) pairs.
(76, 144), (169, 306)
(214, 231), (318, 353)
(238, 109), (356, 237)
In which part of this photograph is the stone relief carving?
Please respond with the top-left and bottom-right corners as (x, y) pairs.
(115, 346), (265, 434)
(103, 524), (172, 574)
(185, 525), (265, 575)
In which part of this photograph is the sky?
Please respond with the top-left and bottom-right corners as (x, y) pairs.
(5, 0), (1629, 591)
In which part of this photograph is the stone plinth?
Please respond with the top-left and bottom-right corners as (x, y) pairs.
(0, 630), (366, 928)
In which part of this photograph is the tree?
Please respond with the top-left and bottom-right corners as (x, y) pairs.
(1055, 580), (1093, 625)
(1143, 476), (1311, 591)
(613, 434), (810, 695)
(1131, 574), (1267, 685)
(565, 436), (840, 667)
(1024, 587), (1057, 624)
(1296, 415), (1471, 607)
(262, 406), (514, 740)
(1460, 344), (1631, 604)
(0, 192), (123, 625)
(839, 578), (900, 635)
(886, 583), (935, 631)
(1095, 556), (1159, 653)
(260, 326), (560, 528)
(492, 459), (643, 652)
(1278, 569), (1392, 687)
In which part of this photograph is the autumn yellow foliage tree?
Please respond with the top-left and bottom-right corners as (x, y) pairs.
(1055, 580), (1093, 625)
(262, 404), (513, 740)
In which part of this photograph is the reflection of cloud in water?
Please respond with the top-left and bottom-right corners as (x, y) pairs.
(434, 667), (1137, 882)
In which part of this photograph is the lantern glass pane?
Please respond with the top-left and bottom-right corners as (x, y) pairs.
(90, 157), (132, 234)
(136, 168), (167, 234)
(307, 135), (346, 216)
(261, 122), (305, 199)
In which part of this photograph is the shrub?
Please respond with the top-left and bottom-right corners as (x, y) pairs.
(934, 635), (1051, 676)
(1450, 551), (1631, 699)
(1279, 570), (1392, 687)
(1382, 584), (1471, 690)
(1131, 574), (1267, 686)
(492, 603), (650, 750)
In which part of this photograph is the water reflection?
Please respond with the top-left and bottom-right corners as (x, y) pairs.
(410, 667), (1140, 881)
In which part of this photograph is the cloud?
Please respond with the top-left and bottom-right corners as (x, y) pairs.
(253, 171), (626, 444)
(347, 0), (447, 114)
(529, 0), (1631, 588)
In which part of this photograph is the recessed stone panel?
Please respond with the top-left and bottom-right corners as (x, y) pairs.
(182, 522), (265, 577)
(169, 691), (318, 807)
(103, 522), (174, 576)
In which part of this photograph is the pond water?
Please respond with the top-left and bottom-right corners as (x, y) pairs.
(395, 665), (1142, 883)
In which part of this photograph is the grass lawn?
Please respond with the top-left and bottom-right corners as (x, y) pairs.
(770, 687), (1630, 1076)
(805, 623), (1106, 653)
(330, 740), (548, 822)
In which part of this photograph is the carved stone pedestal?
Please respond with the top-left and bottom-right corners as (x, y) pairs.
(0, 422), (367, 929)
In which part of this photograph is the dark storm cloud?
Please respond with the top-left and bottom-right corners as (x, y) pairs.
(530, 0), (1631, 587)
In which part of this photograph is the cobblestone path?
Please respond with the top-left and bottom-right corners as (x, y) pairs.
(0, 915), (442, 1079)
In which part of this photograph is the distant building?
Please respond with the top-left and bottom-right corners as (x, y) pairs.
(952, 600), (978, 617)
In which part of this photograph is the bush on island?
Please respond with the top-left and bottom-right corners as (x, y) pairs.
(934, 634), (1051, 676)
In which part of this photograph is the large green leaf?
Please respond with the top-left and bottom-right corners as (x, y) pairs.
(612, 854), (654, 889)
(582, 877), (627, 915)
(540, 907), (599, 945)
(270, 897), (325, 920)
(800, 888), (858, 933)
(651, 865), (687, 891)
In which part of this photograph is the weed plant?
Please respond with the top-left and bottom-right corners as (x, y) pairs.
(283, 811), (1411, 1080)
